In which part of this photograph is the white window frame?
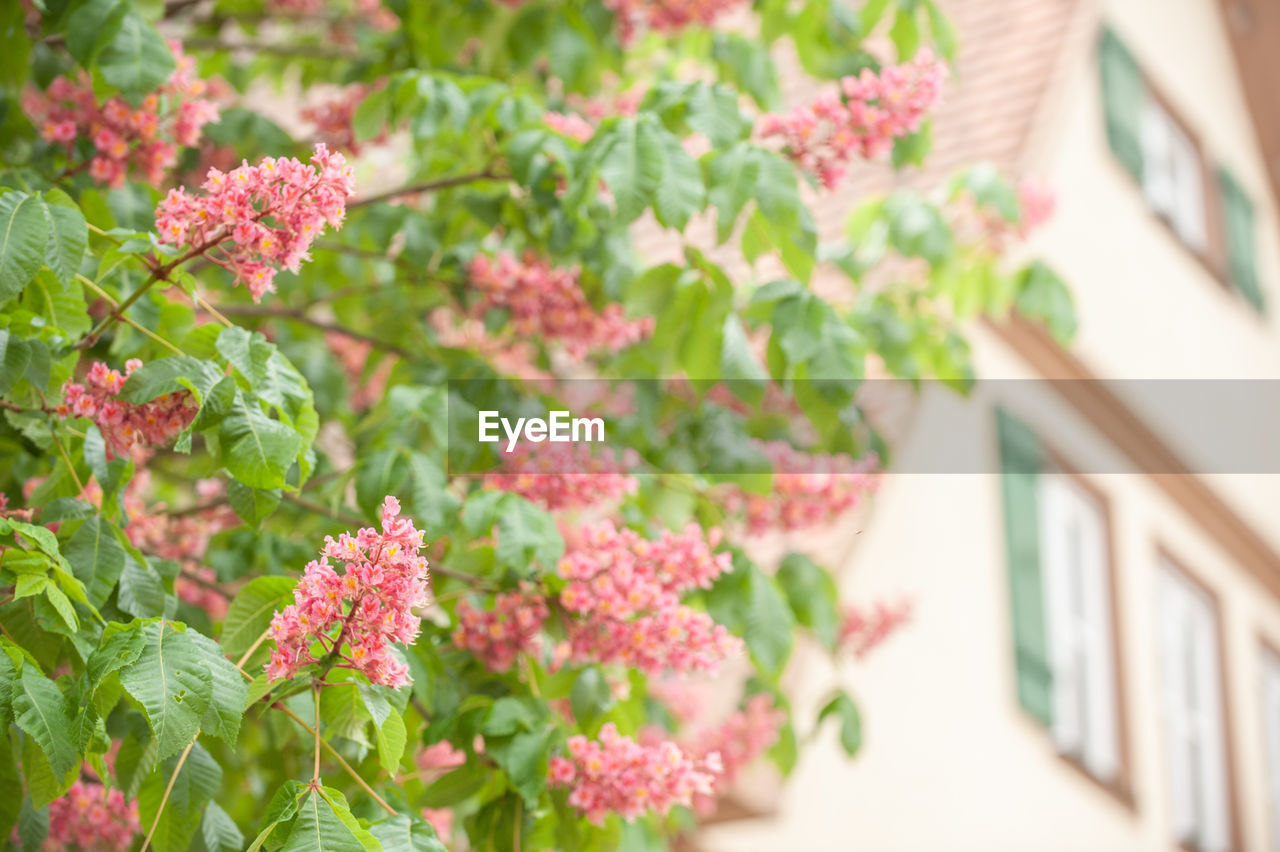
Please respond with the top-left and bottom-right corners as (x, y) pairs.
(1159, 561), (1232, 852)
(1037, 474), (1121, 784)
(1261, 647), (1280, 852)
(1140, 97), (1208, 253)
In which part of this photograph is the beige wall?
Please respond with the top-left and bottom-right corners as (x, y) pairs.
(698, 0), (1280, 848)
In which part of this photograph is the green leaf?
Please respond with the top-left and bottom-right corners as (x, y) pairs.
(1015, 261), (1076, 343)
(65, 0), (128, 66)
(280, 788), (369, 852)
(374, 709), (407, 775)
(218, 392), (303, 490)
(569, 667), (611, 728)
(64, 516), (126, 610)
(118, 356), (226, 407)
(652, 132), (705, 230)
(368, 813), (448, 852)
(39, 190), (87, 286)
(118, 620), (214, 761)
(226, 481), (282, 528)
(97, 13), (175, 104)
(12, 666), (76, 779)
(495, 497), (563, 574)
(22, 269), (91, 340)
(817, 691), (862, 756)
(186, 629), (249, 746)
(707, 557), (794, 678)
(487, 725), (553, 806)
(590, 117), (665, 223)
(776, 553), (841, 649)
(138, 742), (223, 852)
(0, 329), (31, 395)
(195, 801), (245, 852)
(0, 725), (21, 843)
(0, 192), (50, 306)
(221, 575), (295, 656)
(116, 553), (168, 618)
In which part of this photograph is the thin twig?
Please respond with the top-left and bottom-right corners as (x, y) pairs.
(78, 275), (186, 355)
(347, 170), (503, 209)
(140, 740), (196, 852)
(49, 430), (85, 497)
(216, 304), (414, 357)
(180, 36), (359, 59)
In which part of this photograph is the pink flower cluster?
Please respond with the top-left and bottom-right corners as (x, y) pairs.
(468, 253), (654, 360)
(839, 599), (913, 659)
(759, 50), (946, 189)
(543, 111), (596, 143)
(123, 474), (238, 619)
(452, 589), (549, 672)
(685, 694), (785, 814)
(483, 443), (637, 511)
(22, 41), (217, 188)
(730, 441), (880, 535)
(325, 330), (396, 411)
(43, 779), (140, 851)
(558, 522), (742, 674)
(548, 723), (718, 824)
(266, 496), (429, 687)
(303, 83), (387, 154)
(58, 360), (198, 459)
(605, 0), (748, 45)
(155, 144), (356, 302)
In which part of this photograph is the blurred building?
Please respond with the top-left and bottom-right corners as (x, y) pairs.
(696, 0), (1280, 849)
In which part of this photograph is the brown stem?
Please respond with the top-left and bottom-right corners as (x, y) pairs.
(180, 37), (358, 59)
(347, 170), (504, 209)
(140, 740), (196, 852)
(215, 304), (415, 358)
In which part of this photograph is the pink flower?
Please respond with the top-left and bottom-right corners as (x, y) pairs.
(43, 779), (140, 851)
(452, 588), (550, 673)
(266, 496), (430, 687)
(57, 360), (198, 458)
(759, 51), (946, 189)
(483, 443), (638, 511)
(839, 598), (913, 658)
(325, 330), (395, 411)
(555, 522), (742, 675)
(548, 723), (719, 824)
(22, 40), (218, 187)
(468, 252), (653, 360)
(543, 111), (596, 143)
(416, 741), (466, 772)
(154, 144), (355, 301)
(683, 694), (785, 814)
(726, 441), (880, 534)
(604, 0), (748, 45)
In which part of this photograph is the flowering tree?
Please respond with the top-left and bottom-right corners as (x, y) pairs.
(0, 1), (1074, 850)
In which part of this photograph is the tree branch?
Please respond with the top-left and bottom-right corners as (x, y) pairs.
(348, 170), (504, 209)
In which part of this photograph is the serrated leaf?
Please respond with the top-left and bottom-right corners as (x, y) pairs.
(590, 117), (665, 223)
(280, 788), (368, 852)
(227, 480), (282, 527)
(12, 666), (76, 779)
(195, 801), (245, 852)
(374, 709), (406, 775)
(653, 132), (704, 230)
(0, 192), (50, 306)
(219, 392), (303, 490)
(221, 575), (295, 656)
(0, 329), (31, 395)
(368, 813), (448, 852)
(776, 553), (841, 649)
(118, 621), (213, 761)
(138, 741), (223, 852)
(97, 13), (175, 104)
(39, 190), (87, 286)
(65, 516), (126, 610)
(186, 629), (249, 746)
(117, 552), (167, 618)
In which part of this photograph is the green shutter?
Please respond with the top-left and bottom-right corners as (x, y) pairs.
(1218, 168), (1265, 313)
(1098, 28), (1145, 181)
(996, 408), (1053, 726)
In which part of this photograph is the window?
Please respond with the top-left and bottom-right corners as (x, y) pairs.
(1262, 648), (1280, 852)
(1141, 98), (1207, 252)
(1039, 475), (1120, 780)
(1098, 28), (1265, 313)
(996, 410), (1122, 787)
(1158, 561), (1232, 852)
